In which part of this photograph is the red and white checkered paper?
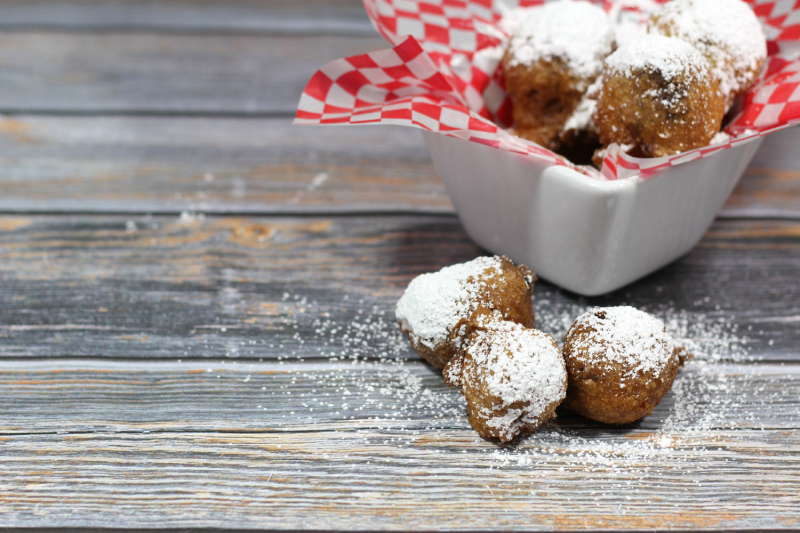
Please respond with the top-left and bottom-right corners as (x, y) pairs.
(295, 0), (800, 180)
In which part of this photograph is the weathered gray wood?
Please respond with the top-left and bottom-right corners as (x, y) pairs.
(0, 33), (385, 115)
(0, 116), (449, 214)
(0, 115), (798, 217)
(0, 359), (798, 529)
(0, 215), (797, 361)
(0, 0), (374, 35)
(0, 360), (797, 433)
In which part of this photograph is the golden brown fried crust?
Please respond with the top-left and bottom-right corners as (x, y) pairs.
(404, 256), (536, 370)
(503, 53), (588, 151)
(561, 319), (684, 425)
(594, 64), (725, 158)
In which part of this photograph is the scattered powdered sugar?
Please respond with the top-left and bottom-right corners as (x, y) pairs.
(533, 297), (750, 363)
(651, 0), (767, 103)
(465, 319), (566, 437)
(605, 34), (709, 83)
(569, 306), (675, 377)
(395, 256), (502, 352)
(507, 0), (614, 80)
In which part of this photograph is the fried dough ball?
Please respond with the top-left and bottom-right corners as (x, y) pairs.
(444, 313), (567, 442)
(562, 306), (686, 425)
(395, 256), (536, 369)
(594, 35), (725, 158)
(650, 0), (767, 110)
(503, 0), (614, 150)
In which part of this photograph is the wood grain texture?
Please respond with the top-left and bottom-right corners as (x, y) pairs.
(0, 215), (797, 361)
(0, 115), (798, 217)
(0, 359), (798, 529)
(0, 0), (374, 35)
(0, 116), (448, 214)
(0, 33), (385, 115)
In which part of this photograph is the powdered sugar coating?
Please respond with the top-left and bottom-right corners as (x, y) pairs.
(605, 34), (709, 84)
(395, 256), (503, 353)
(650, 0), (767, 105)
(461, 318), (567, 441)
(507, 0), (614, 80)
(569, 306), (675, 377)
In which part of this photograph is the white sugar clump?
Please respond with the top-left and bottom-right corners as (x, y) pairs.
(507, 0), (614, 80)
(605, 34), (710, 83)
(465, 319), (566, 440)
(395, 256), (503, 352)
(572, 306), (675, 377)
(651, 0), (767, 103)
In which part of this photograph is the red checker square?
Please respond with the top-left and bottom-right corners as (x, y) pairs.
(419, 3), (445, 15)
(304, 71), (334, 102)
(382, 107), (413, 120)
(424, 23), (451, 44)
(385, 64), (415, 80)
(778, 99), (800, 121)
(320, 115), (353, 125)
(468, 116), (497, 133)
(323, 103), (354, 114)
(734, 102), (765, 126)
(412, 101), (442, 120)
(424, 72), (455, 92)
(336, 70), (372, 96)
(470, 67), (490, 91)
(393, 37), (425, 62)
(346, 54), (379, 70)
(778, 24), (800, 39)
(753, 2), (776, 16)
(768, 81), (800, 102)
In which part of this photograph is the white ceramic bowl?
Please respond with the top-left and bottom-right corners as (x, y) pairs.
(423, 131), (763, 296)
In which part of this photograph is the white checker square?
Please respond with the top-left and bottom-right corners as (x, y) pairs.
(394, 0), (422, 12)
(755, 103), (785, 126)
(326, 83), (357, 108)
(360, 67), (395, 85)
(406, 53), (439, 80)
(396, 16), (426, 38)
(449, 28), (478, 51)
(412, 110), (441, 130)
(439, 106), (471, 129)
(356, 84), (390, 104)
(351, 110), (383, 123)
(297, 93), (325, 114)
(320, 59), (355, 81)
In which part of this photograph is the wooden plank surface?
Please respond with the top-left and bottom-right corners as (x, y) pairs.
(0, 116), (449, 214)
(0, 0), (374, 35)
(0, 214), (797, 361)
(0, 33), (385, 115)
(0, 359), (798, 529)
(1, 0), (798, 530)
(0, 115), (798, 217)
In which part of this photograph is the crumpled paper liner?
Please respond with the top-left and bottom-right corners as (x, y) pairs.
(296, 0), (800, 180)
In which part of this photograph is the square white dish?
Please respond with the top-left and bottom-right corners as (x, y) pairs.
(423, 131), (763, 296)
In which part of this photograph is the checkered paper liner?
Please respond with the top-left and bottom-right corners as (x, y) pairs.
(296, 0), (800, 180)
